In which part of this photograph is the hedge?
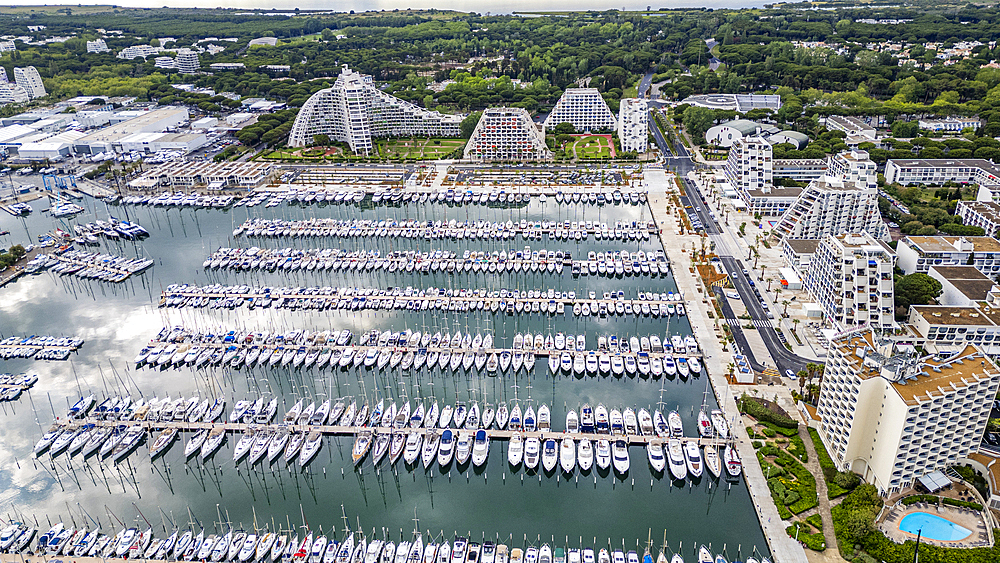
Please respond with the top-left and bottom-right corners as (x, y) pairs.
(786, 523), (826, 551)
(809, 428), (854, 498)
(762, 420), (799, 437)
(758, 446), (818, 515)
(833, 485), (1000, 563)
(901, 495), (983, 512)
(739, 395), (799, 429)
(807, 514), (823, 531)
(788, 434), (809, 463)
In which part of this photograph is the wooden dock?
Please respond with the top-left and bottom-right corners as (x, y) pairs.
(56, 417), (727, 449)
(158, 288), (688, 314)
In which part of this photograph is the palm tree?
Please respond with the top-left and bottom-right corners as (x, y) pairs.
(781, 300), (790, 317)
(792, 318), (800, 335)
(797, 369), (808, 398)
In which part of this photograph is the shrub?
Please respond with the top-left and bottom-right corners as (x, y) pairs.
(763, 421), (799, 437)
(833, 485), (1000, 562)
(739, 394), (799, 429)
(762, 427), (777, 438)
(810, 428), (855, 498)
(752, 440), (763, 449)
(807, 514), (823, 531)
(786, 523), (826, 551)
(788, 435), (808, 463)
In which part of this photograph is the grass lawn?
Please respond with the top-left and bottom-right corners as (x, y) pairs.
(566, 134), (616, 159)
(378, 138), (465, 160)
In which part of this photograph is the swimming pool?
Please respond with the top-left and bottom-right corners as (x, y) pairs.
(898, 512), (973, 542)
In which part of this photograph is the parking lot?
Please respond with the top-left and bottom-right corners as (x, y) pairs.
(448, 165), (631, 186)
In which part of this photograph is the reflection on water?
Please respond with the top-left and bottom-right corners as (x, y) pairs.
(0, 196), (767, 559)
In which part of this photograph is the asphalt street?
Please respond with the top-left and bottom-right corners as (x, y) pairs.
(677, 167), (813, 376)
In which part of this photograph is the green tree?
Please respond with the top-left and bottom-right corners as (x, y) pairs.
(460, 112), (482, 139)
(554, 122), (576, 135)
(313, 134), (331, 146)
(682, 106), (715, 143)
(891, 120), (919, 138)
(895, 273), (943, 316)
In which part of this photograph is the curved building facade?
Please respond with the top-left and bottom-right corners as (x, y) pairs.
(289, 65), (462, 154)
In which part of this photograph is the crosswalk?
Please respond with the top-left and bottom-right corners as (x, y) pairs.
(724, 318), (772, 328)
(763, 367), (781, 378)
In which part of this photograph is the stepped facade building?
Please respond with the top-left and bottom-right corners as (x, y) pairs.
(289, 65), (462, 154)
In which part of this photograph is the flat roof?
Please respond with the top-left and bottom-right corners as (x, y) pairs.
(929, 265), (997, 301)
(905, 235), (1000, 253)
(889, 158), (1000, 173)
(745, 186), (803, 198)
(911, 305), (1000, 326)
(958, 201), (1000, 224)
(831, 331), (1000, 406)
(784, 238), (820, 254)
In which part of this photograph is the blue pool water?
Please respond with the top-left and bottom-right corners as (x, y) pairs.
(899, 512), (973, 541)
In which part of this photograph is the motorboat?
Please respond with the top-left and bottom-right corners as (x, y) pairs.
(646, 440), (665, 473)
(595, 440), (611, 470)
(471, 430), (489, 467)
(559, 437), (575, 473)
(577, 439), (593, 471)
(524, 437), (540, 470)
(507, 433), (523, 467)
(541, 439), (558, 472)
(667, 439), (687, 480)
(611, 439), (629, 474)
(685, 441), (703, 478)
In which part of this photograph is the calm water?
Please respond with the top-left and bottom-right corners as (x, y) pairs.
(0, 194), (767, 561)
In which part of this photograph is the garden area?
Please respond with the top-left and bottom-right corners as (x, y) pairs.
(564, 134), (616, 159)
(833, 484), (1000, 563)
(740, 395), (824, 550)
(260, 146), (344, 161)
(377, 138), (466, 160)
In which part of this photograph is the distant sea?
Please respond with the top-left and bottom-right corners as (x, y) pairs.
(11, 0), (768, 15)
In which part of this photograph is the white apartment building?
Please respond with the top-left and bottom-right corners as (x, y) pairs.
(154, 57), (176, 70)
(773, 159), (828, 182)
(827, 149), (877, 189)
(802, 232), (896, 330)
(117, 44), (161, 60)
(825, 115), (877, 140)
(955, 200), (1000, 237)
(773, 177), (889, 241)
(0, 41), (16, 53)
(706, 119), (779, 148)
(725, 135), (773, 196)
(816, 330), (1000, 495)
(896, 235), (1000, 278)
(885, 158), (1000, 186)
(773, 151), (887, 240)
(289, 65), (462, 155)
(86, 39), (110, 53)
(918, 117), (980, 132)
(175, 52), (200, 74)
(0, 83), (30, 106)
(724, 136), (801, 216)
(542, 88), (616, 132)
(464, 107), (552, 162)
(13, 67), (45, 99)
(616, 98), (647, 153)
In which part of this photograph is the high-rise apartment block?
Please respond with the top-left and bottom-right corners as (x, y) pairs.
(175, 52), (200, 74)
(87, 39), (110, 53)
(464, 107), (552, 162)
(13, 66), (45, 99)
(289, 65), (462, 155)
(802, 232), (896, 330)
(616, 98), (647, 153)
(542, 88), (616, 132)
(817, 329), (1000, 495)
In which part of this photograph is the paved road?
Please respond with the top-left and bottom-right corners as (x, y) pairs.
(712, 286), (768, 372)
(648, 110), (672, 157)
(679, 169), (813, 376)
(637, 69), (655, 99)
